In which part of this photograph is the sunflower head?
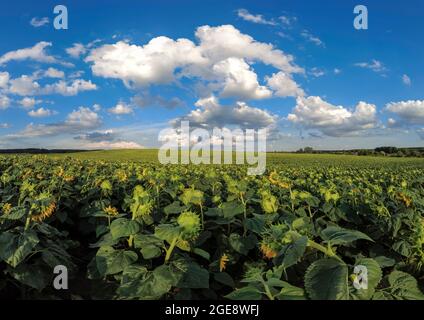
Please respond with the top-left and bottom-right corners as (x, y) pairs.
(177, 211), (201, 239)
(2, 203), (12, 215)
(219, 253), (230, 272)
(104, 205), (118, 216)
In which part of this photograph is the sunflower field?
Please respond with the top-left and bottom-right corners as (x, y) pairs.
(1, 154), (424, 300)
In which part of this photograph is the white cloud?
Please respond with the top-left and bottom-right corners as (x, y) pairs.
(85, 25), (303, 98)
(28, 107), (55, 118)
(265, 71), (304, 97)
(108, 102), (133, 115)
(66, 43), (87, 58)
(386, 100), (424, 125)
(309, 67), (325, 78)
(237, 9), (277, 26)
(212, 57), (272, 99)
(44, 67), (65, 78)
(334, 68), (341, 75)
(0, 71), (10, 88)
(0, 95), (10, 109)
(8, 75), (41, 96)
(0, 123), (10, 128)
(402, 74), (411, 86)
(30, 17), (49, 27)
(288, 96), (377, 137)
(279, 16), (297, 27)
(301, 30), (324, 47)
(83, 140), (143, 149)
(355, 59), (387, 73)
(417, 128), (424, 140)
(11, 107), (101, 138)
(19, 97), (42, 109)
(171, 95), (277, 130)
(42, 79), (98, 96)
(0, 42), (58, 65)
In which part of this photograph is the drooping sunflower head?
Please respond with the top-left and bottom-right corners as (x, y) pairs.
(177, 211), (201, 239)
(219, 253), (230, 272)
(1, 203), (12, 215)
(259, 240), (279, 259)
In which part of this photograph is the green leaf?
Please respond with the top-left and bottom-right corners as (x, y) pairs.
(275, 236), (307, 268)
(0, 230), (39, 267)
(221, 201), (245, 219)
(387, 271), (424, 300)
(155, 224), (181, 244)
(133, 234), (163, 260)
(178, 262), (209, 289)
(276, 282), (306, 300)
(321, 226), (373, 246)
(225, 286), (262, 300)
(228, 233), (257, 255)
(7, 264), (49, 291)
(304, 258), (349, 300)
(110, 218), (140, 240)
(214, 272), (235, 288)
(164, 201), (187, 215)
(374, 256), (396, 268)
(95, 246), (138, 276)
(193, 248), (210, 260)
(350, 258), (382, 300)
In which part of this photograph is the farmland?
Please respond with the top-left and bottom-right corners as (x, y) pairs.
(1, 151), (424, 300)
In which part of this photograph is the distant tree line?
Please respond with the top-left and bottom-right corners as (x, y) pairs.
(294, 146), (424, 158)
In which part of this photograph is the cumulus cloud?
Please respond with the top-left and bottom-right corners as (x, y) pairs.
(44, 67), (65, 78)
(19, 97), (42, 109)
(288, 96), (378, 137)
(385, 100), (424, 125)
(237, 9), (277, 25)
(0, 71), (10, 88)
(0, 95), (10, 109)
(8, 75), (41, 96)
(355, 59), (387, 73)
(10, 107), (101, 138)
(108, 102), (133, 115)
(213, 57), (272, 99)
(83, 140), (144, 149)
(265, 71), (304, 97)
(66, 43), (87, 58)
(171, 95), (277, 130)
(28, 107), (56, 118)
(0, 42), (58, 65)
(85, 25), (303, 99)
(74, 130), (115, 142)
(30, 17), (49, 27)
(42, 79), (97, 96)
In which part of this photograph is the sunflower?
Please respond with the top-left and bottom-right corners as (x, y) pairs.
(104, 206), (118, 216)
(31, 202), (56, 222)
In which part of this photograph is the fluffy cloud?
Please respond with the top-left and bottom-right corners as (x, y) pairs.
(66, 43), (87, 58)
(386, 100), (424, 125)
(0, 71), (9, 88)
(265, 71), (304, 97)
(42, 79), (97, 96)
(0, 42), (58, 65)
(288, 96), (377, 136)
(30, 17), (49, 27)
(11, 107), (101, 138)
(83, 140), (143, 149)
(28, 107), (55, 118)
(237, 9), (277, 25)
(0, 123), (10, 128)
(108, 102), (133, 115)
(74, 130), (115, 142)
(0, 95), (10, 109)
(85, 25), (303, 99)
(19, 97), (42, 109)
(8, 75), (40, 96)
(213, 58), (272, 99)
(171, 95), (277, 130)
(44, 67), (65, 78)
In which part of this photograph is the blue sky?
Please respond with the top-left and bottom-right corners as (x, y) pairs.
(0, 0), (423, 150)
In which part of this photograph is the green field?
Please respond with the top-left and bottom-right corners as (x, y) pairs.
(1, 151), (424, 300)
